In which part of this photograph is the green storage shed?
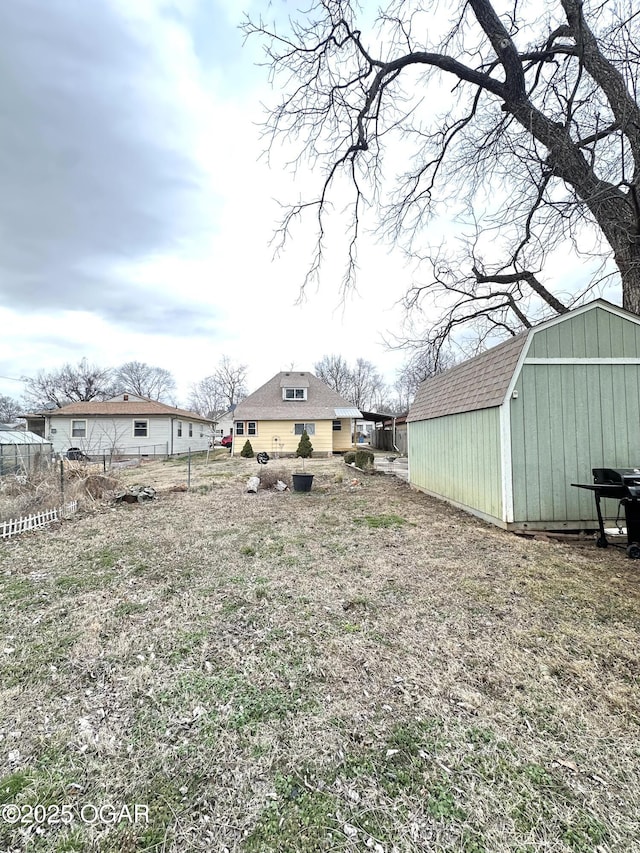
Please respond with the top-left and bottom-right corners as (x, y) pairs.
(407, 299), (640, 531)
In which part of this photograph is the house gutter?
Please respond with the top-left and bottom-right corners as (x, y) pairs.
(170, 417), (175, 456)
(392, 417), (400, 454)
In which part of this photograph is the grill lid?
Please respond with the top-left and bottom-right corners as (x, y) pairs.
(593, 468), (640, 497)
(593, 467), (640, 485)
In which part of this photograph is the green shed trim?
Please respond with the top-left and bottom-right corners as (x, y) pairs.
(525, 358), (640, 364)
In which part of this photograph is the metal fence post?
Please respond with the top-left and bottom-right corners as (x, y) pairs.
(187, 447), (191, 490)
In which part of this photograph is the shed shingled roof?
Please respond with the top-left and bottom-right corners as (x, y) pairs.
(407, 333), (529, 422)
(233, 372), (362, 421)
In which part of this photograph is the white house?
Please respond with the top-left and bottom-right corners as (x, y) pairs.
(26, 393), (214, 458)
(211, 405), (236, 444)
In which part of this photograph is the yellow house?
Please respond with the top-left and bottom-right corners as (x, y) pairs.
(231, 371), (362, 456)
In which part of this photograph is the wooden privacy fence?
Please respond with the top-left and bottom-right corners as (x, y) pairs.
(1, 500), (78, 540)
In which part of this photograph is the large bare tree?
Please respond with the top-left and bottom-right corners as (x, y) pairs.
(0, 394), (21, 423)
(245, 0), (640, 357)
(188, 375), (226, 420)
(114, 361), (177, 403)
(188, 357), (248, 417)
(314, 354), (353, 397)
(314, 354), (385, 409)
(22, 359), (116, 410)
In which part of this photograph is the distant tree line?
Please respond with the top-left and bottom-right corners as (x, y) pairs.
(314, 350), (450, 415)
(5, 356), (247, 418)
(1, 349), (449, 425)
(17, 359), (178, 411)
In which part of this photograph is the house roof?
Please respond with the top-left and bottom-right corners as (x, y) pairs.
(42, 398), (214, 424)
(407, 333), (529, 422)
(233, 372), (363, 421)
(280, 374), (309, 388)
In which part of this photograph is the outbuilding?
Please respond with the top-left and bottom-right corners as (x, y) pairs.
(0, 426), (53, 476)
(407, 299), (640, 532)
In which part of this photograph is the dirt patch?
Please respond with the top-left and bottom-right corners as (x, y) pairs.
(1, 455), (639, 852)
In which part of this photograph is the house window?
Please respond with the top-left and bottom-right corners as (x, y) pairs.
(71, 420), (86, 438)
(235, 421), (244, 436)
(332, 420), (342, 431)
(133, 420), (148, 437)
(294, 423), (315, 436)
(188, 423), (193, 438)
(283, 388), (307, 400)
(247, 422), (257, 436)
(177, 421), (182, 437)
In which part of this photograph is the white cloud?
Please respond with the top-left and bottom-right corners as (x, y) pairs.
(0, 0), (503, 407)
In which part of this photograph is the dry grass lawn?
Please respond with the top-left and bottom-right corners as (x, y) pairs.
(1, 453), (639, 852)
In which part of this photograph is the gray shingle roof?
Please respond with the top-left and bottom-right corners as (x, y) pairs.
(407, 333), (529, 422)
(234, 372), (362, 420)
(44, 399), (213, 424)
(280, 374), (309, 388)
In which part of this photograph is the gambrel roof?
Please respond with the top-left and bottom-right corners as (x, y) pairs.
(408, 334), (528, 421)
(408, 299), (640, 423)
(233, 372), (362, 421)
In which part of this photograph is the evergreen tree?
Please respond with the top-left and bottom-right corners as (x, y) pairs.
(240, 439), (254, 458)
(296, 430), (313, 458)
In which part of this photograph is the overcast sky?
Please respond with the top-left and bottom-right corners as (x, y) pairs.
(0, 0), (418, 405)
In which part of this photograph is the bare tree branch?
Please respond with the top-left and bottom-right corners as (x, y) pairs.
(245, 0), (640, 360)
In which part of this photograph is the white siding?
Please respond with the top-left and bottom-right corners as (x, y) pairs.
(47, 416), (211, 456)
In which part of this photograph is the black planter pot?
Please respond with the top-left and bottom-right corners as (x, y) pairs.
(292, 473), (314, 492)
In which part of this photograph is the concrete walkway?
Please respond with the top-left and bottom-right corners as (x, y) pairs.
(374, 455), (409, 482)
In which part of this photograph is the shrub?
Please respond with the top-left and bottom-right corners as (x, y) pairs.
(296, 430), (313, 458)
(240, 440), (254, 458)
(344, 452), (356, 464)
(354, 450), (375, 470)
(258, 468), (291, 490)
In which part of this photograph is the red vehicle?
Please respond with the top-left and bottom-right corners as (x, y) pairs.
(220, 434), (233, 449)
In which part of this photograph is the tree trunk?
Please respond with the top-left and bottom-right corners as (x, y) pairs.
(614, 241), (640, 315)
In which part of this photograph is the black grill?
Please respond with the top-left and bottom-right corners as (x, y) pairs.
(572, 468), (640, 558)
(592, 467), (640, 497)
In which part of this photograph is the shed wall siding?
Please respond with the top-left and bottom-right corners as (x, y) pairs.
(510, 364), (640, 523)
(528, 307), (640, 358)
(408, 408), (503, 521)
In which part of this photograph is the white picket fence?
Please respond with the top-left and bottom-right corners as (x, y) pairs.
(0, 500), (78, 541)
